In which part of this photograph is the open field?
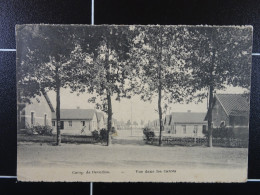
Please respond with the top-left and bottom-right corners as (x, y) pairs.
(17, 138), (248, 182)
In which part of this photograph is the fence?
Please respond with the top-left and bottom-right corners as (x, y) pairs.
(146, 136), (248, 148)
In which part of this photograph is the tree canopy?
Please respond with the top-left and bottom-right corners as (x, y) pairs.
(16, 25), (253, 147)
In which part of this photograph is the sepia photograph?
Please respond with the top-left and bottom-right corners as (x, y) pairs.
(16, 24), (252, 182)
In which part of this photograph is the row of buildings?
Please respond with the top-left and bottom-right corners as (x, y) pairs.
(147, 94), (250, 138)
(148, 112), (207, 137)
(18, 92), (116, 135)
(18, 93), (249, 137)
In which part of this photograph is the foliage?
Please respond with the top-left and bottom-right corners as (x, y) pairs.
(130, 26), (193, 145)
(69, 26), (136, 111)
(126, 120), (131, 126)
(91, 130), (100, 141)
(129, 26), (192, 107)
(143, 127), (155, 141)
(16, 25), (252, 147)
(111, 127), (117, 135)
(16, 25), (80, 96)
(68, 26), (137, 146)
(100, 128), (108, 142)
(26, 125), (53, 136)
(183, 26), (252, 147)
(203, 127), (235, 139)
(16, 25), (90, 145)
(184, 26), (253, 101)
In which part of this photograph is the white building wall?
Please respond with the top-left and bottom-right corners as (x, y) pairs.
(52, 113), (99, 135)
(52, 119), (93, 135)
(22, 94), (52, 128)
(163, 123), (206, 138)
(98, 118), (105, 130)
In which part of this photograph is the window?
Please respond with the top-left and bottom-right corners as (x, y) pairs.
(52, 121), (55, 126)
(31, 112), (35, 125)
(182, 125), (186, 134)
(194, 125), (198, 135)
(44, 114), (47, 126)
(68, 121), (72, 127)
(81, 121), (85, 126)
(202, 125), (207, 133)
(220, 121), (225, 128)
(60, 121), (64, 130)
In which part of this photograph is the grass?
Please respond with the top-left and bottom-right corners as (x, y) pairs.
(18, 133), (97, 144)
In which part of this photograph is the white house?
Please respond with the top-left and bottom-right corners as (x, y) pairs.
(52, 109), (99, 135)
(165, 111), (207, 138)
(18, 91), (55, 130)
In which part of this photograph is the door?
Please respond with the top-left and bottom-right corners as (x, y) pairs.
(60, 121), (64, 130)
(20, 110), (26, 129)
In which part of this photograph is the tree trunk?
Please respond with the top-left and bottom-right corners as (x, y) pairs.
(107, 93), (112, 146)
(56, 67), (61, 146)
(158, 27), (163, 146)
(158, 85), (163, 146)
(207, 85), (214, 147)
(17, 90), (21, 131)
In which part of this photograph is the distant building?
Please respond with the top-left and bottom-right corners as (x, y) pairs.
(18, 91), (55, 130)
(104, 117), (118, 130)
(164, 111), (207, 137)
(147, 119), (160, 130)
(205, 94), (249, 128)
(52, 109), (99, 135)
(116, 120), (127, 130)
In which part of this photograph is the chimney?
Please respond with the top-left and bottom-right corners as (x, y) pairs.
(187, 110), (191, 113)
(77, 106), (80, 109)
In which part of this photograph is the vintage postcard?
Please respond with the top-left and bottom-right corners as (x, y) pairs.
(16, 25), (253, 182)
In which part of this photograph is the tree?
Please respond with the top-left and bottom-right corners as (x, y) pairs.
(126, 120), (132, 127)
(70, 26), (136, 146)
(130, 26), (192, 146)
(185, 26), (253, 147)
(16, 25), (80, 145)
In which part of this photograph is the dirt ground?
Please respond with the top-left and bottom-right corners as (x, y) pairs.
(17, 130), (248, 182)
(18, 139), (247, 169)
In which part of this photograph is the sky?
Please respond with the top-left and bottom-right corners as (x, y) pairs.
(47, 86), (245, 125)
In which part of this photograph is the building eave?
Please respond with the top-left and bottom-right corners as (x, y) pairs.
(215, 94), (229, 116)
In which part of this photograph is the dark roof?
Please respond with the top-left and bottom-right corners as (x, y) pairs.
(52, 109), (96, 120)
(171, 112), (207, 124)
(215, 94), (250, 116)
